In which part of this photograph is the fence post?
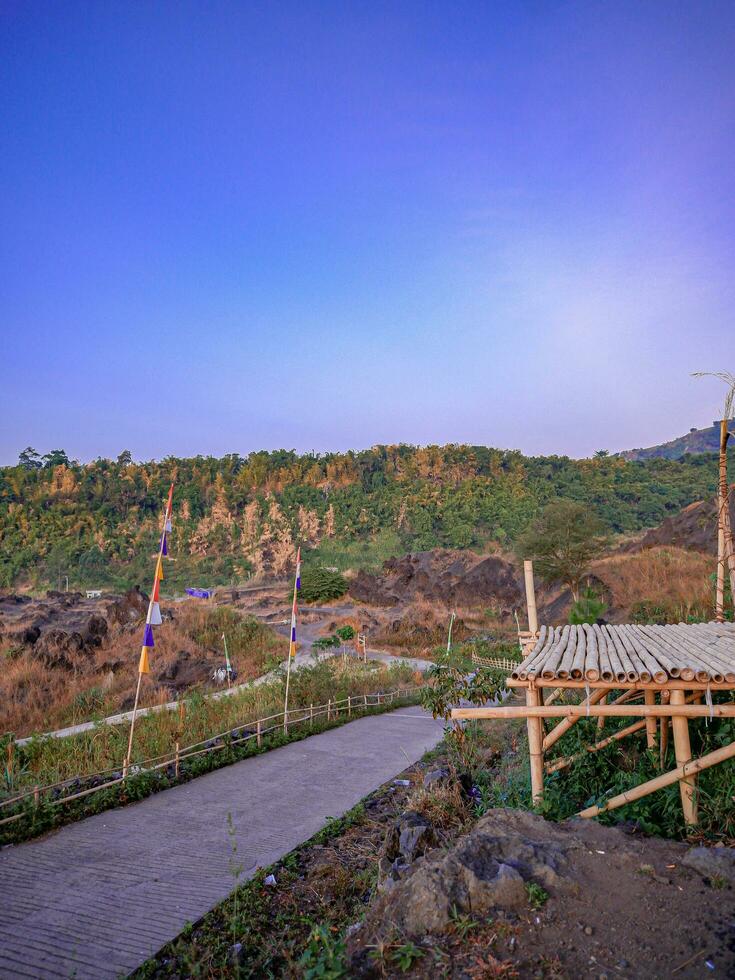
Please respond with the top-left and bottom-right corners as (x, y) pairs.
(33, 785), (40, 808)
(310, 703), (314, 728)
(257, 718), (262, 748)
(327, 698), (331, 721)
(175, 742), (180, 779)
(6, 739), (14, 790)
(348, 696), (351, 717)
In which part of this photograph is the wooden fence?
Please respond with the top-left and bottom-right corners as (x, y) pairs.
(0, 687), (422, 827)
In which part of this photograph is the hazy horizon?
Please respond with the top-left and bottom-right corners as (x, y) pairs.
(2, 2), (734, 466)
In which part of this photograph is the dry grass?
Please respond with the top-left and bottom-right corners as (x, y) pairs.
(592, 546), (714, 621)
(1, 601), (284, 738)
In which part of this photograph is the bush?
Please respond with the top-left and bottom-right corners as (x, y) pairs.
(298, 567), (348, 604)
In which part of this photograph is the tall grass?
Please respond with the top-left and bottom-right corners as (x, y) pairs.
(593, 547), (714, 622)
(3, 659), (418, 798)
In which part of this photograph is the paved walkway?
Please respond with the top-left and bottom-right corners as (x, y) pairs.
(0, 707), (444, 980)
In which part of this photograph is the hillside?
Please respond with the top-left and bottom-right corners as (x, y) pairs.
(0, 445), (719, 591)
(617, 419), (732, 461)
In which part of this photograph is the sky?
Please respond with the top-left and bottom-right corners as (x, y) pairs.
(2, 1), (734, 465)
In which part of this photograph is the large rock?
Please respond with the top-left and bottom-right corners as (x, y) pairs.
(348, 549), (522, 609)
(356, 809), (577, 945)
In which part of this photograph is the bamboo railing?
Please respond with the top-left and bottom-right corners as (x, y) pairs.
(0, 687), (422, 828)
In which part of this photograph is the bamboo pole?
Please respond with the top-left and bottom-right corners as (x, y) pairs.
(670, 689), (697, 825)
(256, 719), (261, 748)
(124, 484), (174, 776)
(596, 693), (607, 732)
(578, 739), (735, 819)
(716, 419), (728, 621)
(506, 678), (735, 691)
(452, 703), (735, 720)
(546, 719), (648, 774)
(523, 560), (538, 635)
(283, 547), (301, 733)
(542, 688), (611, 751)
(644, 690), (657, 749)
(526, 686), (544, 803)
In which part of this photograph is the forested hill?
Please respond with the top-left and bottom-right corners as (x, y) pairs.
(0, 445), (719, 591)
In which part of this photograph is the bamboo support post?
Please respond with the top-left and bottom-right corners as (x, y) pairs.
(644, 690), (657, 749)
(597, 693), (607, 732)
(523, 560), (539, 635)
(174, 742), (180, 778)
(660, 690), (670, 768)
(327, 698), (331, 721)
(256, 719), (262, 747)
(670, 689), (697, 825)
(33, 785), (40, 808)
(309, 703), (314, 727)
(348, 696), (351, 717)
(578, 739), (735, 819)
(526, 686), (544, 803)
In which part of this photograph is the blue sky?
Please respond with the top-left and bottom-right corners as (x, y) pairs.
(2, 1), (734, 464)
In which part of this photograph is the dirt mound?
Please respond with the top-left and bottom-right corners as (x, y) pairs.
(349, 550), (522, 610)
(624, 487), (734, 555)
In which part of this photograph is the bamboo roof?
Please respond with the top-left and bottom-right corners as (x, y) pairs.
(512, 622), (735, 684)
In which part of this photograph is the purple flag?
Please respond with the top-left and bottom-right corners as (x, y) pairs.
(161, 533), (168, 556)
(143, 623), (155, 647)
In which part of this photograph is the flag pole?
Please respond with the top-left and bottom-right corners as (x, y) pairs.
(124, 484), (174, 777)
(222, 632), (232, 689)
(283, 546), (301, 733)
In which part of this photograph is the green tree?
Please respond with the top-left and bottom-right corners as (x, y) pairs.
(18, 447), (42, 469)
(116, 449), (133, 466)
(42, 449), (70, 468)
(517, 500), (609, 602)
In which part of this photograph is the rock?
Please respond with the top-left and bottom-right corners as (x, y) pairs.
(423, 767), (450, 788)
(683, 846), (735, 884)
(32, 628), (88, 669)
(353, 808), (580, 950)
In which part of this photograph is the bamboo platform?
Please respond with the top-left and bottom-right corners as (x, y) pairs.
(453, 563), (735, 827)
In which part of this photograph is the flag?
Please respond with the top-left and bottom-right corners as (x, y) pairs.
(165, 518), (172, 533)
(143, 623), (155, 647)
(150, 601), (162, 626)
(166, 483), (174, 514)
(161, 532), (168, 557)
(157, 556), (164, 581)
(152, 577), (160, 602)
(295, 547), (301, 590)
(289, 608), (297, 658)
(139, 646), (150, 674)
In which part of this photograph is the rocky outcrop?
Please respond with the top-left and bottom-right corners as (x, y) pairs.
(0, 588), (146, 666)
(349, 549), (522, 609)
(352, 809), (578, 954)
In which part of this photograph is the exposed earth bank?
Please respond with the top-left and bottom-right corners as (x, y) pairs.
(350, 805), (735, 977)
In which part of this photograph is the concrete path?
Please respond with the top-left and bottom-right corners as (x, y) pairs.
(0, 707), (445, 980)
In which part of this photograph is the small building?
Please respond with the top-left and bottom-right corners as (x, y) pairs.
(85, 589), (102, 599)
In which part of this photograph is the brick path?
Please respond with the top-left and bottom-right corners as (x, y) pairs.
(0, 707), (444, 979)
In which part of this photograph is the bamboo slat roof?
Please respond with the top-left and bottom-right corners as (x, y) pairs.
(512, 622), (735, 684)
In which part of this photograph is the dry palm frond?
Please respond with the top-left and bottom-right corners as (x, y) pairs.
(692, 370), (735, 421)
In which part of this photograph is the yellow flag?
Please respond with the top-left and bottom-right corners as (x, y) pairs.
(289, 641), (296, 658)
(157, 556), (164, 581)
(139, 646), (150, 674)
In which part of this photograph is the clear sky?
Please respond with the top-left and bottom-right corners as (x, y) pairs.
(2, 1), (733, 465)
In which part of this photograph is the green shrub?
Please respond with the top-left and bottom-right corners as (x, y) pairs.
(298, 567), (348, 604)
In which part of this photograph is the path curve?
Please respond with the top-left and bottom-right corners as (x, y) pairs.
(0, 706), (444, 980)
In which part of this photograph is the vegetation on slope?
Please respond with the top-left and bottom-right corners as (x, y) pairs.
(0, 444), (719, 590)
